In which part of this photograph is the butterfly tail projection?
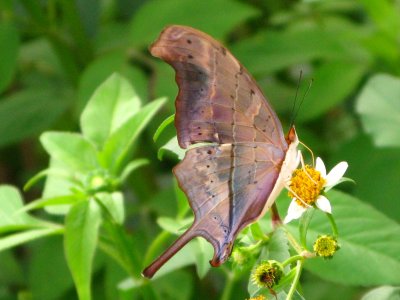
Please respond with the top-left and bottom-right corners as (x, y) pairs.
(142, 227), (195, 279)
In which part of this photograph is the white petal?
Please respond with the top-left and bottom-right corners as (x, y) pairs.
(315, 157), (326, 178)
(326, 161), (348, 187)
(284, 199), (307, 223)
(295, 150), (302, 168)
(316, 195), (332, 214)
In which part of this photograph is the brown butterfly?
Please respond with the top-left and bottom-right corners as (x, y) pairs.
(143, 25), (300, 279)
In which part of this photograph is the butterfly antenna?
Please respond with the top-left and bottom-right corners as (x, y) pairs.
(292, 78), (313, 124)
(290, 70), (303, 127)
(299, 140), (315, 167)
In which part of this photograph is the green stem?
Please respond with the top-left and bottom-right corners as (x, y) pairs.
(283, 227), (303, 254)
(286, 260), (303, 300)
(220, 272), (235, 300)
(282, 255), (303, 268)
(326, 213), (339, 238)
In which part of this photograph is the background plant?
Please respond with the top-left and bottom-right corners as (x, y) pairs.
(0, 0), (399, 299)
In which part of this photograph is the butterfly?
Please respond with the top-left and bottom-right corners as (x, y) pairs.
(143, 25), (300, 279)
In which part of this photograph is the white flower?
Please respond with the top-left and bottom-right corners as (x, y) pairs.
(284, 157), (348, 224)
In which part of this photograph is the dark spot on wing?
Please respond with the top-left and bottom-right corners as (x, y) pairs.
(221, 47), (227, 56)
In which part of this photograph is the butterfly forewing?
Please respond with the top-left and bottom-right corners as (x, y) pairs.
(150, 25), (287, 149)
(143, 25), (290, 279)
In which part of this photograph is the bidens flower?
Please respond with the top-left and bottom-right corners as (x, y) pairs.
(313, 235), (340, 258)
(251, 260), (283, 289)
(284, 157), (348, 223)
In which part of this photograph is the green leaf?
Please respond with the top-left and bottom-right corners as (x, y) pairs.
(359, 0), (400, 41)
(130, 0), (258, 46)
(100, 97), (166, 172)
(158, 136), (185, 161)
(153, 114), (175, 142)
(299, 208), (315, 249)
(99, 220), (142, 277)
(356, 74), (400, 148)
(174, 179), (190, 219)
(0, 88), (69, 148)
(298, 61), (365, 122)
(65, 200), (102, 300)
(248, 228), (290, 297)
(0, 227), (62, 252)
(28, 236), (75, 300)
(24, 168), (73, 192)
(298, 190), (400, 286)
(119, 158), (149, 183)
(42, 158), (79, 215)
(0, 22), (19, 93)
(0, 185), (47, 233)
(20, 195), (82, 213)
(231, 26), (368, 76)
(96, 192), (125, 225)
(150, 238), (213, 280)
(193, 238), (211, 278)
(154, 270), (194, 300)
(332, 135), (400, 222)
(80, 73), (142, 148)
(157, 217), (192, 234)
(361, 286), (400, 300)
(40, 132), (99, 172)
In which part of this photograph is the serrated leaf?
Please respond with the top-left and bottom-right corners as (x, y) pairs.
(40, 132), (99, 172)
(80, 73), (142, 148)
(100, 97), (166, 172)
(356, 74), (400, 148)
(65, 200), (102, 300)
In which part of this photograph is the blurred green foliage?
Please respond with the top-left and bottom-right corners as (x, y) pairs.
(0, 0), (399, 299)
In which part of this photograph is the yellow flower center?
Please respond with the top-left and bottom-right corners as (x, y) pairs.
(313, 235), (339, 258)
(248, 296), (266, 300)
(288, 165), (326, 207)
(251, 261), (282, 289)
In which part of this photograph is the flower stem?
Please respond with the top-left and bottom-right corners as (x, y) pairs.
(221, 272), (235, 300)
(271, 203), (282, 228)
(283, 227), (303, 254)
(326, 213), (339, 238)
(282, 255), (303, 268)
(286, 260), (303, 300)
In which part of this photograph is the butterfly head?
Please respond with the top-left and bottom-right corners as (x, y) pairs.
(285, 126), (298, 146)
